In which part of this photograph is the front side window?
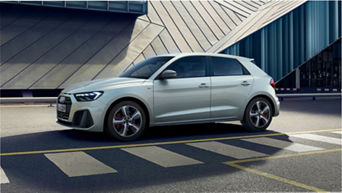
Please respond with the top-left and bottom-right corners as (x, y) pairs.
(211, 57), (249, 76)
(165, 56), (207, 78)
(120, 56), (173, 79)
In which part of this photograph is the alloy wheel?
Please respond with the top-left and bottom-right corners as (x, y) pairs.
(113, 105), (142, 137)
(249, 101), (271, 128)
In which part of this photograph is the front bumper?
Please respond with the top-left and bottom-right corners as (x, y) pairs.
(56, 93), (105, 132)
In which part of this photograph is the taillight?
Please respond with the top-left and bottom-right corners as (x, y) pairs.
(270, 79), (276, 89)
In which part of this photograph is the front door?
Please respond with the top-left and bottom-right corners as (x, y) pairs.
(153, 56), (210, 124)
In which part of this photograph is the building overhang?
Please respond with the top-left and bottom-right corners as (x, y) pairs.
(1, 1), (147, 15)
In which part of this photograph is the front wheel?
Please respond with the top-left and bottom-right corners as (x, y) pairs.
(241, 97), (273, 132)
(106, 101), (146, 141)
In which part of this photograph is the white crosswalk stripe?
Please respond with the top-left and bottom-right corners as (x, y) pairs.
(242, 137), (324, 152)
(45, 151), (117, 177)
(331, 131), (342, 135)
(6, 132), (337, 180)
(187, 141), (267, 159)
(0, 167), (10, 184)
(122, 146), (202, 168)
(291, 134), (342, 145)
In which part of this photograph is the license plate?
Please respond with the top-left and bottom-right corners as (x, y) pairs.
(57, 104), (66, 112)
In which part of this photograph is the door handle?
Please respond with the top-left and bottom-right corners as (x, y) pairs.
(241, 81), (251, 86)
(199, 83), (209, 88)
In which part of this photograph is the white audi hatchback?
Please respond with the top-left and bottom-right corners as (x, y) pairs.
(57, 53), (280, 141)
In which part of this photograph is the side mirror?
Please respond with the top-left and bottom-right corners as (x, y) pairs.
(160, 70), (177, 79)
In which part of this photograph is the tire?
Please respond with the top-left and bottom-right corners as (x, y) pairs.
(106, 101), (147, 141)
(241, 97), (273, 132)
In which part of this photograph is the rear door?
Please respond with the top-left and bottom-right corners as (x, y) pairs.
(209, 56), (254, 119)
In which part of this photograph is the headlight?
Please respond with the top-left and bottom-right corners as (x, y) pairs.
(74, 91), (103, 102)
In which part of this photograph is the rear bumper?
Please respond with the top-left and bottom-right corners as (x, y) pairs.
(273, 97), (280, 116)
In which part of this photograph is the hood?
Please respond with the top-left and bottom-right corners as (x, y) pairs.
(62, 77), (146, 93)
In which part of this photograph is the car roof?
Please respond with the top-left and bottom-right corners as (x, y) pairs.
(157, 53), (253, 61)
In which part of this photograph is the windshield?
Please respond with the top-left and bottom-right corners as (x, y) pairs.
(120, 56), (174, 79)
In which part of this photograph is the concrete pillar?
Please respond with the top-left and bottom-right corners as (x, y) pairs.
(296, 68), (300, 89)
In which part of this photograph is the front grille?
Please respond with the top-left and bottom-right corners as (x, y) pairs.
(57, 96), (72, 120)
(57, 111), (70, 119)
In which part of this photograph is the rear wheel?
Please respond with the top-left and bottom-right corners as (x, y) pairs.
(106, 101), (146, 141)
(241, 97), (273, 132)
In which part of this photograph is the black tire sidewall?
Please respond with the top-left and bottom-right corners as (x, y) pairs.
(106, 101), (146, 141)
(242, 97), (273, 132)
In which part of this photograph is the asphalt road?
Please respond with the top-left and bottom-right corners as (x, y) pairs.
(0, 97), (341, 192)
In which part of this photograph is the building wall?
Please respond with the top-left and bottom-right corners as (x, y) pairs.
(0, 5), (143, 89)
(222, 1), (341, 81)
(0, 1), (305, 91)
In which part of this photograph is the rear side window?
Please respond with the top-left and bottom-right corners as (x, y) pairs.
(211, 57), (249, 76)
(166, 56), (207, 78)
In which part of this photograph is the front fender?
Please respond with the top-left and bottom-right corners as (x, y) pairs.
(100, 85), (154, 129)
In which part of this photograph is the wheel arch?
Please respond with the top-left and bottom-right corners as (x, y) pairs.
(103, 97), (151, 131)
(243, 94), (276, 118)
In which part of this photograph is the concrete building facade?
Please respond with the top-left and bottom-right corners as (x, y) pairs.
(0, 1), (340, 96)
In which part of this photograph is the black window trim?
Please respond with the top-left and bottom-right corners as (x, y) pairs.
(208, 56), (251, 77)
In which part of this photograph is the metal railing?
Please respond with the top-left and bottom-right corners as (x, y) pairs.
(277, 93), (341, 101)
(0, 97), (56, 104)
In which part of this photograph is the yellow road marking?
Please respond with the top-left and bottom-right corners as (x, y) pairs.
(224, 149), (341, 193)
(225, 148), (342, 164)
(1, 128), (341, 156)
(226, 162), (327, 193)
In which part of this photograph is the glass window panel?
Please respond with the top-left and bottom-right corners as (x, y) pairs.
(109, 1), (127, 11)
(120, 57), (174, 79)
(211, 57), (246, 76)
(128, 3), (143, 12)
(43, 1), (64, 7)
(88, 1), (107, 10)
(8, 0), (147, 14)
(21, 1), (42, 5)
(66, 1), (86, 8)
(166, 57), (207, 78)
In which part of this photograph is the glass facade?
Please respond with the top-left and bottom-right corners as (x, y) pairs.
(222, 1), (341, 83)
(3, 1), (147, 15)
(277, 38), (341, 91)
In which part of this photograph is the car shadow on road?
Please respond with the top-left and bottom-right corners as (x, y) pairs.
(1, 123), (293, 192)
(2, 123), (276, 152)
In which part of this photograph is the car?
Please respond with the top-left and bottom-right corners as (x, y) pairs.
(56, 53), (280, 141)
